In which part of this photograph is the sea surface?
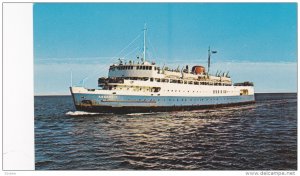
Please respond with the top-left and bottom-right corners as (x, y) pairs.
(35, 93), (297, 170)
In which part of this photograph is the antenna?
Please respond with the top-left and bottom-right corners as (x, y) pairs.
(143, 23), (147, 63)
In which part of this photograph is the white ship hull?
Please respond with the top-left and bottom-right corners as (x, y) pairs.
(70, 84), (255, 113)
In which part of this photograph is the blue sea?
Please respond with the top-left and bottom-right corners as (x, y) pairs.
(34, 93), (297, 170)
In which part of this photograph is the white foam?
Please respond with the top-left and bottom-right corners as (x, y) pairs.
(65, 111), (100, 116)
(126, 112), (156, 116)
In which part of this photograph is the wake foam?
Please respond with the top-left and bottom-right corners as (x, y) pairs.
(126, 112), (157, 116)
(65, 111), (101, 116)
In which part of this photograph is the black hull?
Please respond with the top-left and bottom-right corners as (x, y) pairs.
(75, 101), (255, 114)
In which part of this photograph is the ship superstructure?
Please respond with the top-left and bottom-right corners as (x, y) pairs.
(70, 26), (255, 113)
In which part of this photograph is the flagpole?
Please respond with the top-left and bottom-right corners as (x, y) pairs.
(70, 69), (73, 87)
(208, 46), (211, 75)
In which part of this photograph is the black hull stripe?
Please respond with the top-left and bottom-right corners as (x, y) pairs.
(75, 101), (255, 114)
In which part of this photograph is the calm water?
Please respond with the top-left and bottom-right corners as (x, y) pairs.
(35, 93), (297, 170)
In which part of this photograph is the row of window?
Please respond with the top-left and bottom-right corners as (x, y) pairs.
(213, 90), (228, 94)
(149, 78), (230, 86)
(109, 65), (159, 71)
(106, 97), (241, 102)
(136, 66), (153, 70)
(114, 66), (134, 70)
(107, 86), (159, 92)
(164, 89), (235, 94)
(102, 77), (231, 86)
(103, 86), (237, 94)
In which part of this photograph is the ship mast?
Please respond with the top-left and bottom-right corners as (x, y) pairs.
(207, 46), (217, 75)
(143, 23), (147, 63)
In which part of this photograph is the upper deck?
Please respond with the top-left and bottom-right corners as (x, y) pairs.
(106, 60), (233, 87)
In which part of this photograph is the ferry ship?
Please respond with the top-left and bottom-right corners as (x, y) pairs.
(70, 26), (255, 113)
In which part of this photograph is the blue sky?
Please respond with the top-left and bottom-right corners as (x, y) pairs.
(34, 3), (297, 95)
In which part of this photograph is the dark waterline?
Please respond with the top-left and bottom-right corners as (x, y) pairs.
(34, 93), (297, 170)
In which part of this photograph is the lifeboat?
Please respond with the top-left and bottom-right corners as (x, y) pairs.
(192, 66), (205, 75)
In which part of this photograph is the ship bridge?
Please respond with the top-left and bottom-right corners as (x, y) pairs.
(108, 61), (164, 79)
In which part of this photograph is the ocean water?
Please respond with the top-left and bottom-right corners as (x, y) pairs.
(34, 93), (297, 170)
